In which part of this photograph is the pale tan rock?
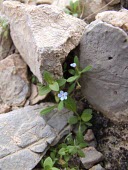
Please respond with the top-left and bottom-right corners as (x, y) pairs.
(0, 54), (30, 107)
(96, 10), (128, 31)
(29, 84), (46, 105)
(2, 1), (86, 83)
(0, 103), (11, 114)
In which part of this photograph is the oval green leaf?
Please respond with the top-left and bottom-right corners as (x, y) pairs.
(49, 82), (59, 91)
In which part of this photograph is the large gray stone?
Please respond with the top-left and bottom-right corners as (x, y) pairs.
(2, 1), (86, 83)
(0, 104), (73, 170)
(0, 54), (30, 112)
(80, 20), (128, 123)
(0, 12), (13, 61)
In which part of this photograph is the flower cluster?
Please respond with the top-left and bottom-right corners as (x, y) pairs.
(58, 91), (68, 101)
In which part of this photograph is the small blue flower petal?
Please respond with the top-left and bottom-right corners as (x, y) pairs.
(70, 63), (76, 68)
(60, 97), (64, 101)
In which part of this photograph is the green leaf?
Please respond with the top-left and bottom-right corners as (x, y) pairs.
(58, 148), (66, 156)
(57, 78), (66, 87)
(43, 157), (53, 168)
(64, 8), (71, 14)
(40, 105), (56, 115)
(85, 122), (92, 126)
(81, 109), (92, 122)
(74, 56), (79, 67)
(44, 165), (51, 170)
(44, 71), (54, 84)
(77, 149), (85, 157)
(67, 146), (77, 155)
(55, 95), (59, 103)
(49, 82), (59, 91)
(58, 101), (64, 111)
(73, 13), (78, 17)
(64, 155), (71, 162)
(81, 65), (92, 73)
(52, 168), (60, 170)
(68, 116), (78, 125)
(80, 124), (87, 133)
(76, 128), (85, 144)
(68, 69), (75, 75)
(38, 85), (51, 96)
(67, 75), (79, 83)
(68, 83), (76, 94)
(64, 96), (77, 113)
(50, 152), (56, 160)
(79, 142), (88, 148)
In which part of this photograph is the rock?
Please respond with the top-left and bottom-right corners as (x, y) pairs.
(29, 84), (46, 105)
(121, 0), (128, 9)
(89, 164), (105, 170)
(2, 1), (86, 83)
(80, 0), (108, 22)
(0, 104), (73, 170)
(96, 10), (128, 31)
(80, 20), (128, 123)
(53, 0), (77, 9)
(105, 0), (120, 6)
(0, 54), (30, 109)
(84, 129), (95, 142)
(80, 147), (104, 169)
(0, 103), (10, 114)
(84, 129), (97, 147)
(0, 13), (13, 61)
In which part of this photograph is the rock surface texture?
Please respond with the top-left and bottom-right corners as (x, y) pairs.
(0, 54), (29, 113)
(80, 19), (128, 123)
(2, 1), (86, 83)
(89, 164), (105, 170)
(0, 13), (13, 61)
(0, 104), (72, 170)
(96, 9), (128, 31)
(80, 147), (104, 169)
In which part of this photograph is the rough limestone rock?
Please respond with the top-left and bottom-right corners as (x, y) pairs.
(96, 10), (128, 31)
(0, 13), (13, 61)
(2, 1), (86, 83)
(80, 147), (104, 169)
(0, 104), (73, 170)
(80, 20), (128, 123)
(0, 54), (29, 111)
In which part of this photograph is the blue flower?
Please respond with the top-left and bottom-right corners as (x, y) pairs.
(70, 63), (76, 68)
(58, 91), (68, 101)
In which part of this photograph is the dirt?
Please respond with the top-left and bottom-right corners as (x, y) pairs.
(91, 111), (128, 170)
